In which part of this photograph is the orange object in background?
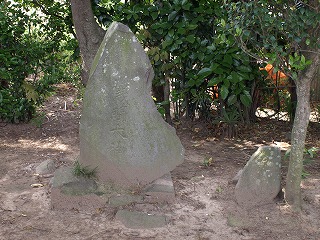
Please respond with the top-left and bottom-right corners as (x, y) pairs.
(260, 64), (287, 80)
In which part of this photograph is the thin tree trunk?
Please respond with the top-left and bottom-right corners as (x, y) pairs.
(164, 74), (172, 124)
(285, 53), (319, 210)
(70, 0), (105, 85)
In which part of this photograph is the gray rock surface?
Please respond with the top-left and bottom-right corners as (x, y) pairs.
(115, 210), (167, 229)
(143, 173), (175, 203)
(235, 146), (281, 207)
(60, 178), (98, 196)
(35, 159), (55, 175)
(51, 166), (107, 211)
(79, 22), (184, 187)
(232, 169), (243, 185)
(109, 194), (143, 207)
(51, 166), (78, 188)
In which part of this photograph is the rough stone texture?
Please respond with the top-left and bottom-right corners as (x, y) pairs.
(60, 178), (98, 196)
(35, 159), (55, 175)
(51, 188), (106, 211)
(51, 167), (107, 211)
(232, 169), (243, 185)
(109, 194), (143, 207)
(79, 21), (184, 187)
(235, 146), (281, 207)
(115, 210), (167, 229)
(143, 173), (175, 203)
(51, 166), (78, 188)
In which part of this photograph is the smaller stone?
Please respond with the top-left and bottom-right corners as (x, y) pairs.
(235, 146), (282, 207)
(115, 210), (167, 229)
(60, 178), (98, 196)
(51, 166), (78, 188)
(36, 160), (55, 175)
(109, 194), (143, 207)
(50, 167), (107, 211)
(143, 173), (175, 203)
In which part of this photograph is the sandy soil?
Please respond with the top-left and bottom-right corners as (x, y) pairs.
(0, 84), (319, 240)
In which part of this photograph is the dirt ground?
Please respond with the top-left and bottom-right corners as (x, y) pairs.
(0, 84), (319, 240)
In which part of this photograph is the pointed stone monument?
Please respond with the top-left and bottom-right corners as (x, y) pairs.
(79, 22), (184, 188)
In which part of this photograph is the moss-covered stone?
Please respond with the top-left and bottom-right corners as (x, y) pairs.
(79, 22), (184, 188)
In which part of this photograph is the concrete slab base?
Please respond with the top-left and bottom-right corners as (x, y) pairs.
(50, 169), (175, 228)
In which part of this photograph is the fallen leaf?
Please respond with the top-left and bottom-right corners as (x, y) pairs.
(31, 183), (43, 188)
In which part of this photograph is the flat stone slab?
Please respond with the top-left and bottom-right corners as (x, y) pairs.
(51, 167), (107, 211)
(60, 178), (98, 196)
(51, 188), (106, 211)
(51, 167), (178, 211)
(115, 210), (167, 229)
(109, 194), (143, 207)
(143, 173), (175, 203)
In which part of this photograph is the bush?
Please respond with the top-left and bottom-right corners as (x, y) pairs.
(0, 1), (80, 123)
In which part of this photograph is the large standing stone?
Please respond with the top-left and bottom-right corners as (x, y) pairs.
(235, 146), (281, 207)
(79, 22), (184, 187)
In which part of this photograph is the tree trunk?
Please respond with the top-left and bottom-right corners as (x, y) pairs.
(164, 74), (172, 124)
(70, 0), (105, 85)
(285, 53), (320, 210)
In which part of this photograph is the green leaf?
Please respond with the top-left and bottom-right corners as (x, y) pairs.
(306, 39), (310, 46)
(168, 29), (174, 37)
(151, 11), (158, 20)
(177, 28), (186, 34)
(182, 3), (192, 10)
(198, 68), (212, 79)
(227, 95), (237, 105)
(240, 90), (252, 107)
(208, 77), (222, 86)
(188, 24), (198, 30)
(220, 85), (229, 100)
(223, 54), (233, 65)
(168, 11), (177, 21)
(289, 55), (294, 65)
(236, 27), (242, 35)
(162, 39), (173, 49)
(22, 82), (39, 102)
(187, 79), (196, 87)
(212, 67), (225, 75)
(221, 18), (226, 27)
(186, 35), (195, 43)
(154, 54), (160, 62)
(237, 65), (252, 73)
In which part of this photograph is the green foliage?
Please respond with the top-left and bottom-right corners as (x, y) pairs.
(73, 161), (98, 180)
(93, 0), (259, 122)
(225, 0), (320, 80)
(0, 89), (35, 122)
(30, 111), (46, 128)
(284, 146), (319, 179)
(203, 156), (213, 167)
(0, 0), (80, 123)
(219, 108), (240, 125)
